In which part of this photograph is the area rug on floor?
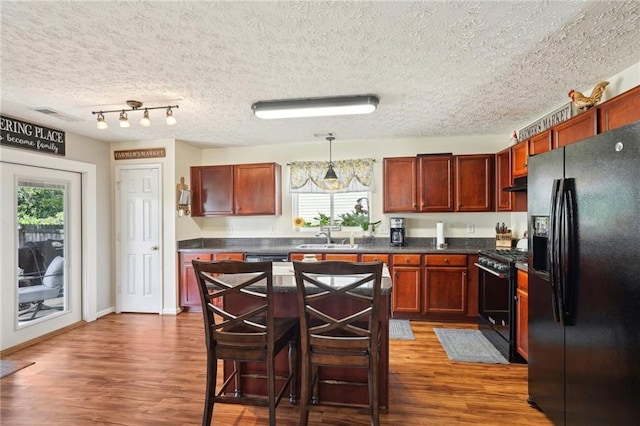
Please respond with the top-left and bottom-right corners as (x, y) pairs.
(433, 328), (508, 364)
(0, 360), (35, 379)
(389, 319), (415, 340)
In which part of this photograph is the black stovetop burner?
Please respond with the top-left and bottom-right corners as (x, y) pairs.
(479, 248), (528, 264)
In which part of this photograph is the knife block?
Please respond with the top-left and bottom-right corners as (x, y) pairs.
(496, 232), (513, 248)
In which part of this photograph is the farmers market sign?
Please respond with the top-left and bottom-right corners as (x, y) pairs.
(0, 115), (65, 156)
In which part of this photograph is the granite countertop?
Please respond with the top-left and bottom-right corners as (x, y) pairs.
(515, 262), (528, 272)
(216, 262), (393, 295)
(178, 237), (496, 255)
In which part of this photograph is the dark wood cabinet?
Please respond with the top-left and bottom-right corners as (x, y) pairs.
(391, 254), (422, 314)
(179, 252), (244, 312)
(424, 254), (467, 317)
(418, 155), (454, 212)
(383, 154), (493, 213)
(598, 85), (640, 132)
(180, 252), (212, 312)
(512, 140), (529, 178)
(190, 165), (234, 216)
(233, 163), (282, 215)
(495, 148), (512, 211)
(516, 269), (528, 361)
(191, 162), (281, 217)
(466, 254), (479, 319)
(528, 129), (552, 156)
(553, 108), (597, 149)
(383, 157), (418, 212)
(454, 154), (494, 212)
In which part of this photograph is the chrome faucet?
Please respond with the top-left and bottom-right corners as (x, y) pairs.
(315, 231), (332, 244)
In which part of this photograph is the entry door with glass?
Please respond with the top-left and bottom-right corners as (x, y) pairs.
(0, 162), (82, 349)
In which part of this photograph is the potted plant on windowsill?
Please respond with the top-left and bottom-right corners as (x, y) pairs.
(361, 220), (381, 237)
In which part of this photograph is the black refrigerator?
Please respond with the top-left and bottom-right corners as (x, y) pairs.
(527, 121), (640, 425)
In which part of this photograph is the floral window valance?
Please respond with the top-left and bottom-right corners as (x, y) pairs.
(289, 158), (375, 193)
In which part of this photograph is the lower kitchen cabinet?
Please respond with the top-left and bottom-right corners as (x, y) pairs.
(466, 254), (479, 319)
(424, 254), (468, 318)
(391, 254), (422, 314)
(179, 251), (244, 312)
(516, 269), (529, 361)
(324, 253), (359, 261)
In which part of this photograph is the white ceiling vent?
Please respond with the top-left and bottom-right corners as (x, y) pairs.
(32, 107), (82, 122)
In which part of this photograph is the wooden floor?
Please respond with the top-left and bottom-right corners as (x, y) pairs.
(0, 313), (552, 425)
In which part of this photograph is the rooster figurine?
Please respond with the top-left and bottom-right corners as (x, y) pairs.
(568, 81), (609, 111)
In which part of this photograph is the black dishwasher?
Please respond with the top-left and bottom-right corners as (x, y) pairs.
(244, 253), (289, 262)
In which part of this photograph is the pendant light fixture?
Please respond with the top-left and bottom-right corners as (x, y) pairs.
(92, 100), (179, 129)
(324, 134), (338, 186)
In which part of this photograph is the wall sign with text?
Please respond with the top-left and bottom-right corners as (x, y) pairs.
(0, 114), (66, 156)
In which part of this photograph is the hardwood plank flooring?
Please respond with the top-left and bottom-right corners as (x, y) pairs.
(0, 313), (551, 425)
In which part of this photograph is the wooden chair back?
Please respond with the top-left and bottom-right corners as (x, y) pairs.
(192, 260), (275, 359)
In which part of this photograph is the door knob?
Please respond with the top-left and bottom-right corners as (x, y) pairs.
(151, 245), (159, 251)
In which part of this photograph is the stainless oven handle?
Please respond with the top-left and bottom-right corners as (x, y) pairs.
(474, 263), (507, 278)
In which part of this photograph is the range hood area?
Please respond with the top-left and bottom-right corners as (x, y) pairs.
(503, 176), (527, 192)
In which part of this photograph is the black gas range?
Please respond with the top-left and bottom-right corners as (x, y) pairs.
(477, 249), (527, 275)
(475, 248), (528, 363)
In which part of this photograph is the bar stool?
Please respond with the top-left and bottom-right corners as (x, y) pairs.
(293, 260), (383, 426)
(192, 260), (298, 426)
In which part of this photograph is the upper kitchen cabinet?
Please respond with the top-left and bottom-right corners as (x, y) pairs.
(383, 154), (493, 213)
(511, 140), (528, 178)
(383, 157), (418, 212)
(553, 108), (596, 149)
(418, 155), (454, 212)
(598, 85), (640, 132)
(190, 162), (281, 217)
(191, 165), (234, 216)
(234, 163), (282, 215)
(454, 154), (494, 212)
(495, 147), (512, 211)
(528, 129), (552, 156)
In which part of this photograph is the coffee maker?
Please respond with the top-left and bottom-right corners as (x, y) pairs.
(390, 217), (406, 247)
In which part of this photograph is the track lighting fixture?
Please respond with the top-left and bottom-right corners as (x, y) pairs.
(96, 112), (108, 129)
(92, 100), (179, 129)
(166, 107), (177, 125)
(119, 111), (130, 128)
(252, 95), (379, 119)
(140, 109), (151, 127)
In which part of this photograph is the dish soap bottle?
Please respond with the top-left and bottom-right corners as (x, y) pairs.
(349, 232), (355, 246)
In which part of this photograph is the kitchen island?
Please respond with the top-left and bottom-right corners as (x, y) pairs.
(219, 262), (393, 410)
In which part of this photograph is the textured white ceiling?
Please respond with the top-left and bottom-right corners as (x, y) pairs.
(1, 1), (639, 148)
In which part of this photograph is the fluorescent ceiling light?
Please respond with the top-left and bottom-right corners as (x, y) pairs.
(252, 95), (379, 119)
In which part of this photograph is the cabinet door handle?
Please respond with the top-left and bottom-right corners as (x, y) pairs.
(444, 258), (449, 264)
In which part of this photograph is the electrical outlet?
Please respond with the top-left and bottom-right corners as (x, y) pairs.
(466, 224), (475, 234)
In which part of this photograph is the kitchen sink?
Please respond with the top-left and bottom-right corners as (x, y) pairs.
(295, 243), (358, 250)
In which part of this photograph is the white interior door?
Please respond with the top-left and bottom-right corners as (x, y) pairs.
(116, 166), (162, 313)
(0, 162), (82, 349)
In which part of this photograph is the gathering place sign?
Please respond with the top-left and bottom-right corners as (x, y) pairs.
(0, 114), (66, 156)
